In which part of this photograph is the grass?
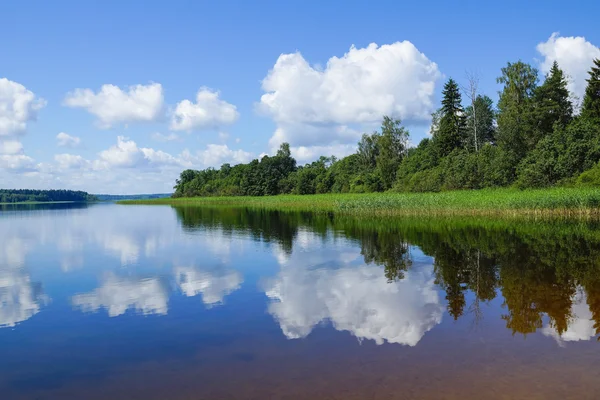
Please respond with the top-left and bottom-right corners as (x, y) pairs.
(118, 187), (600, 218)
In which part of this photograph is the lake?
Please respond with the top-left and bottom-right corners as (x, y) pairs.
(1, 203), (599, 399)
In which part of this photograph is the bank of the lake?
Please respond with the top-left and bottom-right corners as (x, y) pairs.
(118, 187), (600, 217)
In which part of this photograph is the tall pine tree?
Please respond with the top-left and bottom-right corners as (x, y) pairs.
(434, 78), (466, 157)
(582, 58), (600, 121)
(533, 61), (573, 143)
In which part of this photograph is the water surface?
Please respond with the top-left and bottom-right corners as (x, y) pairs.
(1, 203), (599, 399)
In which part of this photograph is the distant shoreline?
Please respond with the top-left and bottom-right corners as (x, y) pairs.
(0, 201), (85, 205)
(117, 187), (600, 218)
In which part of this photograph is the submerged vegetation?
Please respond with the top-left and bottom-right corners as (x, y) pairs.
(169, 58), (600, 198)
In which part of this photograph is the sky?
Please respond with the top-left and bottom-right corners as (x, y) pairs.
(1, 0), (600, 194)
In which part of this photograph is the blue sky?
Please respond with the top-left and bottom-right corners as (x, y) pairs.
(1, 0), (599, 194)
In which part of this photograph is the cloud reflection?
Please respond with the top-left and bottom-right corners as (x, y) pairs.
(0, 267), (48, 328)
(72, 273), (169, 317)
(265, 241), (444, 346)
(174, 266), (242, 306)
(541, 289), (596, 343)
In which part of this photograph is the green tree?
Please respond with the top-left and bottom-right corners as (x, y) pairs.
(357, 132), (379, 170)
(434, 79), (467, 157)
(376, 116), (409, 190)
(582, 58), (600, 121)
(533, 61), (573, 142)
(465, 95), (496, 151)
(496, 61), (539, 172)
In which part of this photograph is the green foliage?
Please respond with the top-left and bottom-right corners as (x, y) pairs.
(496, 61), (539, 161)
(170, 58), (600, 197)
(465, 95), (496, 151)
(433, 78), (467, 157)
(582, 58), (600, 121)
(517, 117), (600, 188)
(533, 61), (573, 139)
(376, 116), (409, 189)
(576, 162), (600, 187)
(0, 189), (96, 203)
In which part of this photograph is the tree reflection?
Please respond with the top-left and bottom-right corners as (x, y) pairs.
(173, 206), (600, 340)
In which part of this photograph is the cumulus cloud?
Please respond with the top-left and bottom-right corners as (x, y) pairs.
(541, 289), (596, 344)
(259, 41), (441, 159)
(54, 153), (90, 170)
(174, 266), (243, 306)
(56, 132), (81, 148)
(71, 274), (169, 317)
(96, 136), (180, 169)
(0, 139), (24, 155)
(0, 154), (37, 172)
(196, 144), (253, 167)
(264, 238), (443, 345)
(64, 83), (164, 128)
(151, 132), (180, 142)
(171, 88), (239, 131)
(0, 78), (46, 137)
(537, 33), (600, 104)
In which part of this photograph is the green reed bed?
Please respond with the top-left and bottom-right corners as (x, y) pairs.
(118, 187), (600, 217)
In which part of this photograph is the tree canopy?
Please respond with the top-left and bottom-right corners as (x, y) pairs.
(173, 59), (600, 197)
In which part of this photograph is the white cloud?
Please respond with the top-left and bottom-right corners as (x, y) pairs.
(291, 143), (358, 163)
(56, 132), (81, 148)
(0, 139), (24, 155)
(98, 136), (146, 168)
(537, 33), (600, 104)
(64, 83), (164, 128)
(39, 136), (255, 193)
(71, 274), (169, 317)
(541, 289), (596, 344)
(174, 266), (242, 306)
(259, 42), (441, 158)
(0, 78), (46, 137)
(264, 238), (443, 346)
(151, 132), (180, 142)
(0, 154), (37, 172)
(54, 153), (90, 170)
(170, 88), (239, 131)
(196, 143), (253, 167)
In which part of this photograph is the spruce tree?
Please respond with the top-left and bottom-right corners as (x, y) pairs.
(582, 58), (600, 121)
(533, 61), (573, 140)
(434, 78), (467, 157)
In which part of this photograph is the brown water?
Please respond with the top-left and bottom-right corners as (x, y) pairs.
(0, 203), (599, 399)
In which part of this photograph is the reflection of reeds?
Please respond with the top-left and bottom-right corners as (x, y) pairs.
(119, 187), (600, 218)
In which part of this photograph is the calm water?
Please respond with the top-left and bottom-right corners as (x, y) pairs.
(1, 203), (599, 399)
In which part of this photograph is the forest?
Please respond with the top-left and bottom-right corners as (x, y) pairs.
(0, 189), (97, 203)
(173, 59), (600, 198)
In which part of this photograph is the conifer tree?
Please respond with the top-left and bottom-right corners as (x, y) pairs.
(582, 58), (600, 120)
(434, 78), (467, 157)
(533, 61), (573, 139)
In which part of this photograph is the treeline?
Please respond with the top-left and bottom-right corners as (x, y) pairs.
(174, 59), (600, 197)
(0, 189), (97, 203)
(94, 193), (172, 201)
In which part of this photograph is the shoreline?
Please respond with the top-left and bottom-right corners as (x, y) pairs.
(117, 187), (600, 218)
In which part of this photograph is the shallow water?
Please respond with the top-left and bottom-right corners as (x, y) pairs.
(1, 203), (599, 399)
